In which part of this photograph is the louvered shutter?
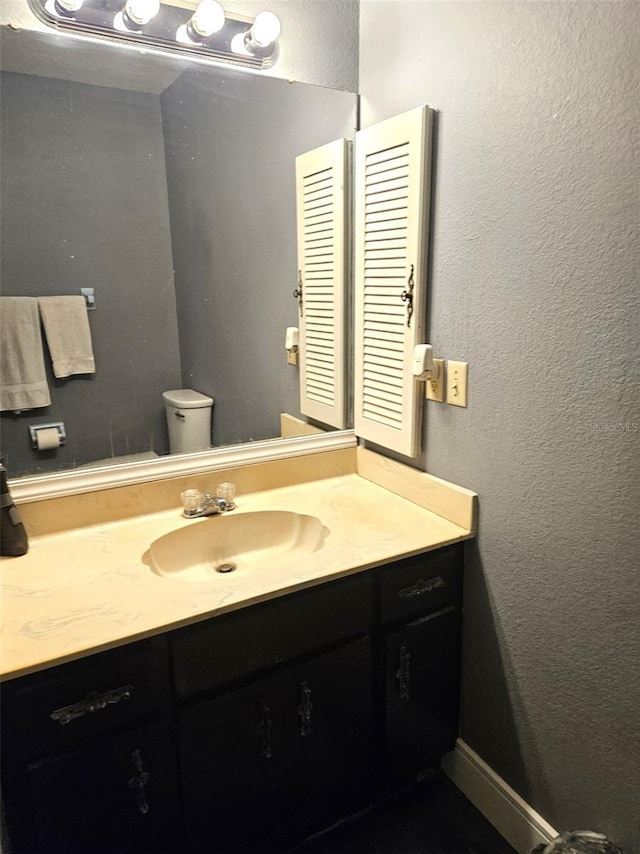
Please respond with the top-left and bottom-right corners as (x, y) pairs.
(295, 138), (349, 429)
(354, 106), (433, 457)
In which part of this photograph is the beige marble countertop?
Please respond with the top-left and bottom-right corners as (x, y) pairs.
(1, 472), (474, 681)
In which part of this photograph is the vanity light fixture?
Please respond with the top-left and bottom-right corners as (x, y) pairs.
(29, 0), (282, 70)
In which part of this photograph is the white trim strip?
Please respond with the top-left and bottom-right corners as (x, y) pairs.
(10, 431), (357, 504)
(442, 738), (557, 854)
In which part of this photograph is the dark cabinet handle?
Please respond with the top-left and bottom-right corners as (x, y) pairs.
(396, 645), (411, 700)
(128, 749), (150, 815)
(257, 699), (273, 759)
(293, 270), (303, 315)
(50, 685), (133, 726)
(297, 681), (313, 738)
(397, 575), (445, 600)
(400, 264), (415, 327)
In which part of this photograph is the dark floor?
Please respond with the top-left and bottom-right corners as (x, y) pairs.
(290, 770), (517, 854)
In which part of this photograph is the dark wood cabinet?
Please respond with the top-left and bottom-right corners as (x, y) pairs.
(0, 637), (178, 854)
(1, 544), (464, 853)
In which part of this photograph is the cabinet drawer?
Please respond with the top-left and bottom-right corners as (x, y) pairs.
(1, 638), (170, 760)
(378, 545), (463, 625)
(172, 572), (373, 700)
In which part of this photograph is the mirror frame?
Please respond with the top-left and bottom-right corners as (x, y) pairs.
(10, 431), (358, 503)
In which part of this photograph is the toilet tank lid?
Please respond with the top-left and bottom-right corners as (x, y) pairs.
(162, 389), (214, 408)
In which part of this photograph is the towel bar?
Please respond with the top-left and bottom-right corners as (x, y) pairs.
(80, 288), (96, 310)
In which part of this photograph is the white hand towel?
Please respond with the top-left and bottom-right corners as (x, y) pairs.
(38, 296), (96, 378)
(0, 297), (51, 412)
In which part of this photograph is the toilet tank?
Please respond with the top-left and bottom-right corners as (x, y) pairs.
(162, 389), (214, 454)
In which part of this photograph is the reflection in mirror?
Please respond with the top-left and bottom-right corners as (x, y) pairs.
(0, 27), (357, 479)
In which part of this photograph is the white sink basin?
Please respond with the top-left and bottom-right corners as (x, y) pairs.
(147, 510), (327, 582)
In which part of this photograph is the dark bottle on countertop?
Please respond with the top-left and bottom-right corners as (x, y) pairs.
(0, 459), (28, 556)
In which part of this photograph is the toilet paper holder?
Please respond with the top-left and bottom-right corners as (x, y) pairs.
(29, 422), (66, 450)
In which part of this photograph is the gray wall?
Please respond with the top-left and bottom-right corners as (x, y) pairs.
(161, 69), (357, 446)
(0, 72), (181, 474)
(360, 1), (639, 849)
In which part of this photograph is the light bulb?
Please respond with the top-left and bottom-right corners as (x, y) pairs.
(124, 0), (160, 26)
(231, 31), (250, 55)
(250, 11), (281, 47)
(53, 0), (84, 13)
(189, 0), (225, 38)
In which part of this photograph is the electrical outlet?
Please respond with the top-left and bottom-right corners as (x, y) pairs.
(446, 360), (468, 407)
(425, 358), (445, 402)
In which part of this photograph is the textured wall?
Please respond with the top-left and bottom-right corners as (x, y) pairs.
(360, 1), (639, 850)
(0, 72), (181, 474)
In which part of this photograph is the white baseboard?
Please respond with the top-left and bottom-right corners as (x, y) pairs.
(442, 739), (558, 854)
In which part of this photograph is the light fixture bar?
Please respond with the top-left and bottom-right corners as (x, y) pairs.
(29, 0), (280, 70)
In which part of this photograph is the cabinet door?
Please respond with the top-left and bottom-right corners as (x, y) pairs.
(285, 636), (373, 836)
(13, 722), (178, 854)
(178, 637), (373, 853)
(179, 665), (291, 854)
(384, 606), (460, 790)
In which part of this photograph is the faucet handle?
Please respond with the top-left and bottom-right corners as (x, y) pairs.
(216, 482), (236, 510)
(181, 488), (202, 517)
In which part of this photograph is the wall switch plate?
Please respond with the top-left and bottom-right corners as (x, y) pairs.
(447, 360), (468, 407)
(426, 358), (445, 402)
(287, 350), (298, 366)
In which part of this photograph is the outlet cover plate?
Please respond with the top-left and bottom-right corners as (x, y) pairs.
(426, 358), (445, 402)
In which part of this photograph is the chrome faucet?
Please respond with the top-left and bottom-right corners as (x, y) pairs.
(187, 493), (229, 518)
(181, 486), (236, 518)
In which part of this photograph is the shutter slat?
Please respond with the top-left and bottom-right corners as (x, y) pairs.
(365, 142), (411, 167)
(305, 221), (333, 234)
(363, 188), (409, 206)
(365, 156), (410, 178)
(364, 237), (407, 250)
(362, 228), (409, 243)
(303, 168), (332, 184)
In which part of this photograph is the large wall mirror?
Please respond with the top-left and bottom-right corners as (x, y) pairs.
(0, 26), (357, 482)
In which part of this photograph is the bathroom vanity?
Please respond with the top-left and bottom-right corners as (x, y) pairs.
(1, 546), (462, 853)
(0, 448), (476, 853)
